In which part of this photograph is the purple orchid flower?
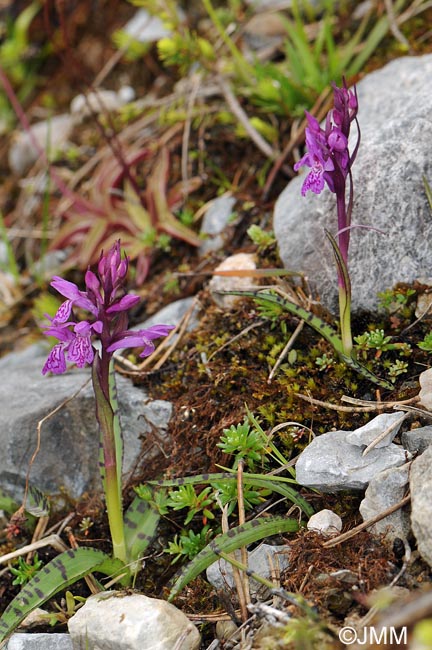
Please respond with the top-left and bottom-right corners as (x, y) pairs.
(294, 80), (360, 357)
(42, 240), (173, 374)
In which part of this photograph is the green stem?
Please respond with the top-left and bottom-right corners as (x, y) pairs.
(92, 355), (127, 565)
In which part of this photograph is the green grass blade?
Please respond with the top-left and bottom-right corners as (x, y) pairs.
(168, 516), (299, 601)
(124, 496), (160, 563)
(423, 176), (432, 213)
(0, 548), (122, 645)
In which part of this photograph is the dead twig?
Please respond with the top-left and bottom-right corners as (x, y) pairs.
(322, 494), (411, 549)
(362, 412), (408, 456)
(217, 75), (278, 162)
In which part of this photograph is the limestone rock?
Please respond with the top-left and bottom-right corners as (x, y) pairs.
(295, 430), (409, 492)
(0, 344), (172, 502)
(6, 634), (72, 649)
(307, 509), (342, 537)
(346, 412), (405, 449)
(206, 543), (290, 599)
(410, 446), (432, 567)
(68, 592), (200, 650)
(359, 464), (411, 541)
(401, 426), (432, 454)
(274, 55), (432, 313)
(199, 195), (237, 254)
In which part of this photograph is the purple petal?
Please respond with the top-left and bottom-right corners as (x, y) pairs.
(106, 324), (174, 353)
(43, 323), (75, 342)
(50, 277), (81, 300)
(106, 294), (140, 314)
(42, 344), (67, 375)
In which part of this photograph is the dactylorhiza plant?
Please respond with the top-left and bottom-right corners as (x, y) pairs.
(42, 240), (173, 563)
(294, 79), (359, 358)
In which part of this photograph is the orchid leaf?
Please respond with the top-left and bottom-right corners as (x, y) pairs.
(0, 548), (123, 646)
(124, 496), (160, 565)
(168, 516), (299, 601)
(216, 289), (393, 389)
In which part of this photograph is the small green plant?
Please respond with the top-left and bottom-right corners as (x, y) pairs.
(386, 359), (409, 381)
(217, 418), (268, 470)
(247, 224), (276, 251)
(419, 333), (432, 353)
(10, 554), (43, 586)
(166, 485), (215, 526)
(354, 329), (411, 359)
(43, 591), (86, 627)
(315, 353), (334, 370)
(166, 527), (211, 563)
(377, 287), (416, 314)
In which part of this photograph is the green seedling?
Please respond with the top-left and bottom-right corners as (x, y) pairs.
(10, 554), (43, 586)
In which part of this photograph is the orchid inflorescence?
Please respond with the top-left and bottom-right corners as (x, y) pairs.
(42, 241), (173, 375)
(294, 79), (359, 356)
(42, 240), (173, 565)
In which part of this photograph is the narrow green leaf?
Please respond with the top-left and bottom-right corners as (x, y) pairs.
(215, 290), (393, 389)
(168, 516), (299, 601)
(0, 548), (122, 645)
(146, 471), (312, 516)
(108, 359), (123, 503)
(124, 496), (160, 563)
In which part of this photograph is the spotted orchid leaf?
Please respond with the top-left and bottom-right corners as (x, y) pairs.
(168, 516), (299, 601)
(0, 548), (124, 646)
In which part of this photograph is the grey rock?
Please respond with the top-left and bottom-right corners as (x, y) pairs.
(68, 592), (200, 650)
(410, 446), (432, 567)
(295, 430), (410, 492)
(274, 55), (432, 313)
(6, 634), (72, 650)
(401, 426), (432, 454)
(134, 296), (199, 331)
(199, 195), (237, 255)
(346, 412), (405, 449)
(122, 8), (185, 43)
(9, 114), (75, 175)
(0, 344), (172, 502)
(307, 509), (342, 537)
(359, 464), (411, 540)
(206, 543), (290, 599)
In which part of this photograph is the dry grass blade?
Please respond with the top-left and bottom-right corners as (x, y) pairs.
(0, 535), (69, 565)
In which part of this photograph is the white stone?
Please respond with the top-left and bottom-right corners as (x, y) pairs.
(122, 8), (184, 42)
(209, 253), (258, 308)
(346, 412), (405, 449)
(206, 543), (290, 598)
(9, 114), (74, 175)
(307, 509), (342, 537)
(68, 592), (200, 650)
(70, 87), (135, 117)
(419, 368), (432, 411)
